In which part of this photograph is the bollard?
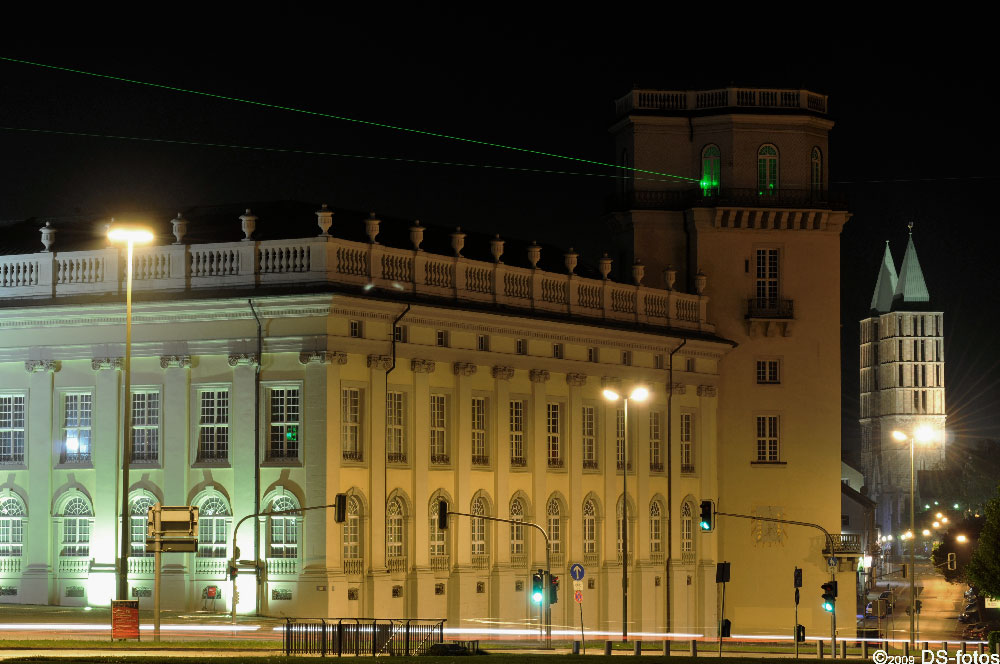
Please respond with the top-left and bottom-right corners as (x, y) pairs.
(863, 641), (869, 659)
(572, 641), (581, 655)
(690, 639), (698, 657)
(923, 642), (929, 652)
(634, 641), (642, 656)
(961, 642), (968, 654)
(942, 642), (948, 654)
(904, 642), (910, 657)
(817, 639), (824, 659)
(979, 643), (986, 655)
(663, 640), (671, 657)
(883, 640), (889, 653)
(605, 641), (613, 656)
(840, 641), (846, 659)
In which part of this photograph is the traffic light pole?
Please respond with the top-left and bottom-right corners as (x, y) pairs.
(714, 511), (838, 652)
(444, 509), (552, 648)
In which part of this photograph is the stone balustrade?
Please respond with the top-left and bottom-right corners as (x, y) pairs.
(616, 87), (828, 117)
(0, 232), (712, 333)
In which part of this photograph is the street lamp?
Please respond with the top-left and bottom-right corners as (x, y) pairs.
(891, 426), (936, 648)
(956, 535), (968, 543)
(108, 222), (154, 602)
(603, 385), (649, 643)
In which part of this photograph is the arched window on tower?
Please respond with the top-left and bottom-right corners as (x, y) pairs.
(811, 147), (823, 193)
(757, 144), (779, 195)
(701, 145), (721, 196)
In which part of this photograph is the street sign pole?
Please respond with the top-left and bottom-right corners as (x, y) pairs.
(570, 563), (586, 653)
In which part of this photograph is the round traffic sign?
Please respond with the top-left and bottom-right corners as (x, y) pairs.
(574, 590), (583, 603)
(569, 563), (585, 581)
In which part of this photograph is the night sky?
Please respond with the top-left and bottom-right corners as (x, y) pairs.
(2, 26), (996, 460)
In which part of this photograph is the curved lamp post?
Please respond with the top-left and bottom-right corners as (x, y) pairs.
(602, 385), (649, 643)
(108, 223), (154, 602)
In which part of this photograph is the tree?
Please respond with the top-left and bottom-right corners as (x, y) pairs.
(932, 516), (981, 583)
(966, 484), (1000, 600)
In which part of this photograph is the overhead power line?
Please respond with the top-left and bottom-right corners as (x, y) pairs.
(0, 55), (698, 183)
(0, 125), (676, 183)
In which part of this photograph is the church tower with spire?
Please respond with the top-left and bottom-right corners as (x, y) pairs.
(859, 229), (946, 541)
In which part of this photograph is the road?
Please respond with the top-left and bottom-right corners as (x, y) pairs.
(862, 558), (965, 642)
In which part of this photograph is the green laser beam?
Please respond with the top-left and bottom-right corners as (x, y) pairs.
(0, 125), (678, 183)
(0, 55), (699, 183)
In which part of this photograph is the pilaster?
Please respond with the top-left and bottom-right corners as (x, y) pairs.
(452, 361), (475, 569)
(300, 351), (332, 574)
(159, 356), (190, 507)
(411, 359), (434, 571)
(528, 369), (549, 569)
(24, 360), (56, 602)
(321, 352), (347, 617)
(92, 358), (122, 566)
(228, 354), (258, 564)
(367, 354), (391, 571)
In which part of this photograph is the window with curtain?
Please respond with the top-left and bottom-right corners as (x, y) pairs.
(546, 403), (562, 467)
(471, 397), (488, 465)
(582, 405), (597, 468)
(341, 388), (362, 461)
(649, 411), (662, 471)
(509, 400), (525, 466)
(430, 394), (447, 463)
(386, 391), (406, 462)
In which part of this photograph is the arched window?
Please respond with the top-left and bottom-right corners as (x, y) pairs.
(269, 495), (299, 559)
(429, 496), (447, 558)
(343, 496), (362, 560)
(471, 497), (487, 557)
(61, 496), (93, 558)
(582, 499), (597, 554)
(386, 497), (404, 559)
(701, 145), (721, 196)
(757, 144), (779, 195)
(811, 147), (822, 192)
(649, 501), (663, 554)
(130, 494), (157, 557)
(510, 498), (525, 555)
(681, 502), (694, 554)
(197, 494), (231, 559)
(547, 498), (561, 555)
(0, 494), (26, 557)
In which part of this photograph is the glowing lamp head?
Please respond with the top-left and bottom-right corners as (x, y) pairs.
(915, 426), (934, 443)
(922, 529), (931, 536)
(933, 522), (940, 528)
(892, 430), (908, 442)
(602, 389), (620, 402)
(953, 503), (960, 509)
(956, 535), (968, 543)
(629, 386), (649, 402)
(942, 517), (949, 524)
(936, 513), (943, 519)
(107, 223), (154, 245)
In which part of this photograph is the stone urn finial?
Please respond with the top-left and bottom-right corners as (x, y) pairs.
(664, 265), (677, 291)
(451, 227), (466, 257)
(365, 212), (381, 244)
(409, 220), (424, 251)
(527, 240), (541, 269)
(239, 208), (257, 241)
(40, 221), (56, 252)
(598, 252), (612, 280)
(171, 213), (187, 245)
(564, 247), (578, 275)
(695, 270), (707, 295)
(490, 234), (505, 263)
(632, 259), (645, 286)
(316, 203), (333, 237)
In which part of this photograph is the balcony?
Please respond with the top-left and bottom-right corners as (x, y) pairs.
(747, 298), (794, 319)
(510, 456), (526, 468)
(0, 556), (21, 574)
(196, 448), (228, 463)
(582, 460), (599, 470)
(430, 555), (450, 571)
(0, 222), (712, 335)
(510, 553), (528, 568)
(58, 557), (91, 575)
(386, 452), (407, 464)
(649, 462), (664, 473)
(387, 555), (408, 574)
(616, 552), (634, 566)
(128, 557), (154, 575)
(471, 554), (490, 570)
(583, 552), (600, 567)
(616, 460), (633, 472)
(267, 557), (299, 576)
(610, 187), (847, 213)
(681, 464), (696, 474)
(130, 448), (159, 464)
(823, 534), (862, 555)
(650, 551), (665, 565)
(616, 87), (828, 117)
(343, 558), (364, 576)
(266, 448), (299, 462)
(61, 451), (92, 465)
(547, 458), (564, 469)
(471, 455), (490, 467)
(195, 558), (228, 577)
(342, 450), (363, 463)
(430, 453), (450, 466)
(0, 453), (25, 466)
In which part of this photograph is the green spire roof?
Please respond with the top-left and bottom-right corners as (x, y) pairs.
(892, 233), (930, 305)
(870, 242), (898, 313)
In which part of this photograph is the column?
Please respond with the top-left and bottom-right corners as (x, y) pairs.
(320, 351), (346, 617)
(410, 358), (434, 618)
(91, 357), (122, 606)
(528, 369), (549, 569)
(366, 354), (391, 608)
(159, 355), (190, 610)
(228, 354), (258, 571)
(449, 360), (476, 627)
(489, 365), (514, 624)
(565, 372), (586, 630)
(23, 361), (57, 604)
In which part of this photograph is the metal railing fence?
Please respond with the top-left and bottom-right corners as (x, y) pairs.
(284, 618), (445, 656)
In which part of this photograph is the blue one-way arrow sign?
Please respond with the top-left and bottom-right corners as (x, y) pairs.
(569, 563), (585, 581)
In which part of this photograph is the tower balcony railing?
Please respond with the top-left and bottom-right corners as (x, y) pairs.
(747, 298), (795, 319)
(615, 87), (828, 117)
(610, 187), (847, 212)
(0, 224), (712, 334)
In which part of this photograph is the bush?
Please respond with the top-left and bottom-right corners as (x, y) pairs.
(988, 631), (1000, 655)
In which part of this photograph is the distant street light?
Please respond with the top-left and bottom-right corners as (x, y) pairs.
(956, 535), (968, 543)
(922, 529), (931, 536)
(602, 384), (649, 643)
(108, 222), (154, 602)
(942, 517), (949, 524)
(933, 522), (941, 528)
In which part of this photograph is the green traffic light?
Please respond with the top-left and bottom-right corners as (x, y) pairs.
(822, 601), (834, 612)
(700, 521), (711, 530)
(532, 591), (543, 603)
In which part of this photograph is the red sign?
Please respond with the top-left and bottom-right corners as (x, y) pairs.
(574, 590), (583, 604)
(205, 586), (218, 599)
(111, 599), (140, 640)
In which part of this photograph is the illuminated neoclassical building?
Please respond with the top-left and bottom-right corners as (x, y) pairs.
(1, 86), (856, 638)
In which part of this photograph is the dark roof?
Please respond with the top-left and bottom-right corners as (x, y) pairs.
(841, 482), (876, 509)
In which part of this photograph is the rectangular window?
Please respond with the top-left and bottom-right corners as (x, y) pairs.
(270, 515), (298, 559)
(477, 334), (490, 351)
(546, 403), (562, 468)
(616, 407), (627, 471)
(755, 415), (780, 462)
(649, 411), (662, 471)
(341, 388), (362, 461)
(552, 343), (563, 359)
(197, 390), (228, 462)
(429, 513), (446, 556)
(62, 516), (91, 558)
(680, 413), (694, 472)
(650, 513), (662, 553)
(62, 393), (92, 464)
(755, 249), (779, 308)
(0, 394), (26, 465)
(686, 357), (695, 372)
(393, 325), (407, 343)
(198, 515), (228, 559)
(131, 391), (160, 463)
(548, 513), (561, 555)
(386, 391), (406, 463)
(471, 514), (486, 556)
(510, 517), (524, 555)
(654, 354), (664, 369)
(349, 320), (362, 338)
(756, 360), (780, 384)
(622, 350), (632, 366)
(268, 387), (300, 460)
(583, 514), (596, 554)
(430, 394), (448, 464)
(436, 330), (449, 347)
(582, 405), (597, 469)
(509, 400), (525, 466)
(471, 397), (488, 465)
(516, 338), (527, 355)
(588, 347), (599, 363)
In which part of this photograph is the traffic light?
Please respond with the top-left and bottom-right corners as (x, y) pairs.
(438, 500), (449, 530)
(947, 552), (957, 571)
(795, 625), (806, 642)
(720, 619), (731, 638)
(228, 562), (238, 581)
(821, 581), (837, 612)
(915, 599), (922, 614)
(699, 500), (714, 532)
(793, 567), (802, 588)
(531, 571), (544, 604)
(550, 575), (559, 604)
(902, 564), (907, 578)
(334, 494), (347, 523)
